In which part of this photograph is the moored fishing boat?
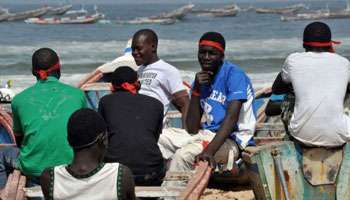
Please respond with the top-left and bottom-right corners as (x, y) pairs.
(255, 3), (307, 14)
(25, 12), (103, 24)
(6, 7), (50, 21)
(191, 3), (239, 17)
(46, 4), (72, 16)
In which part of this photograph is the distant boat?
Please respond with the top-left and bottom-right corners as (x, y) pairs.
(281, 10), (330, 21)
(192, 4), (239, 17)
(0, 8), (9, 22)
(281, 2), (350, 21)
(150, 4), (194, 20)
(118, 4), (193, 25)
(25, 12), (103, 24)
(0, 7), (8, 15)
(0, 13), (9, 22)
(46, 4), (72, 16)
(118, 17), (176, 25)
(255, 3), (307, 14)
(6, 7), (50, 21)
(65, 5), (88, 16)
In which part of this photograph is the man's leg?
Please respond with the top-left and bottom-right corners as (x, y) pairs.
(0, 146), (19, 189)
(158, 128), (194, 160)
(168, 130), (240, 172)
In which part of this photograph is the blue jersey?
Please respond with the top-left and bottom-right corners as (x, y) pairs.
(196, 61), (256, 148)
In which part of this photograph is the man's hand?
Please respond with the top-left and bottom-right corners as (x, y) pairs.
(194, 71), (214, 88)
(195, 149), (216, 169)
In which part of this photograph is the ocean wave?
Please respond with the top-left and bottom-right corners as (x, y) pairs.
(1, 37), (350, 66)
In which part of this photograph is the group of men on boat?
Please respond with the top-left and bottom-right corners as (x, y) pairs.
(0, 20), (349, 199)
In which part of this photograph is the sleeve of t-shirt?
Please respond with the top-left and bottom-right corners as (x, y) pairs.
(165, 67), (186, 95)
(80, 90), (88, 108)
(226, 70), (248, 101)
(11, 100), (22, 134)
(347, 62), (350, 82)
(281, 57), (291, 83)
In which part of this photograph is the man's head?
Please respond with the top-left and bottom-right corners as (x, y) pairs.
(131, 29), (158, 66)
(67, 108), (108, 155)
(111, 66), (140, 94)
(303, 21), (338, 52)
(198, 32), (225, 74)
(32, 48), (61, 80)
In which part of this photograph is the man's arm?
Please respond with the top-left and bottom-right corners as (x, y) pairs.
(40, 168), (51, 199)
(120, 165), (136, 200)
(185, 89), (202, 134)
(272, 72), (292, 95)
(186, 71), (212, 133)
(195, 100), (242, 168)
(171, 90), (189, 129)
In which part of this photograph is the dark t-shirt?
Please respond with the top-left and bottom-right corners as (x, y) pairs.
(98, 92), (164, 176)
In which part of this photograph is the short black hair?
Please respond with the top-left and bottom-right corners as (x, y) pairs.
(303, 21), (332, 52)
(67, 108), (107, 150)
(303, 21), (331, 43)
(111, 66), (138, 87)
(199, 32), (226, 50)
(132, 29), (158, 46)
(32, 48), (59, 71)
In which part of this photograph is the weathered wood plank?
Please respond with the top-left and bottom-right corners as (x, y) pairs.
(0, 170), (26, 200)
(179, 161), (212, 200)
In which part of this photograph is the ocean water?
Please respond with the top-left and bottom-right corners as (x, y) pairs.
(1, 1), (350, 93)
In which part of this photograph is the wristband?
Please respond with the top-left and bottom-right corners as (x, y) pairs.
(191, 90), (200, 97)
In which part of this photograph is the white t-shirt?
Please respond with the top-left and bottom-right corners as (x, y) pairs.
(53, 163), (121, 200)
(282, 52), (350, 147)
(138, 59), (186, 113)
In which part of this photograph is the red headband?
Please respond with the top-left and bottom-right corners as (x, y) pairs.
(113, 81), (138, 95)
(199, 40), (225, 53)
(36, 62), (61, 80)
(303, 41), (341, 53)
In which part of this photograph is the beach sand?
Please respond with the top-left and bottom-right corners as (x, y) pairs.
(200, 188), (255, 200)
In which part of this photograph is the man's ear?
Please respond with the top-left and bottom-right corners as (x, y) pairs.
(136, 80), (141, 91)
(152, 44), (157, 53)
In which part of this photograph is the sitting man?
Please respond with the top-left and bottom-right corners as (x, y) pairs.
(131, 29), (189, 127)
(40, 108), (136, 200)
(98, 66), (165, 186)
(0, 48), (87, 188)
(159, 32), (256, 172)
(272, 21), (350, 147)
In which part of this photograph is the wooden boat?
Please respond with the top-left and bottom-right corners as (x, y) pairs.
(0, 104), (16, 147)
(242, 140), (350, 200)
(281, 9), (350, 21)
(118, 4), (193, 25)
(6, 7), (50, 21)
(255, 3), (307, 14)
(65, 5), (88, 16)
(118, 17), (176, 25)
(151, 3), (194, 20)
(46, 4), (72, 16)
(191, 4), (239, 17)
(281, 10), (330, 21)
(24, 13), (102, 25)
(0, 13), (9, 22)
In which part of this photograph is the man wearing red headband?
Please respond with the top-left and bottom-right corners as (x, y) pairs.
(98, 66), (165, 186)
(273, 21), (350, 147)
(0, 48), (87, 188)
(132, 29), (189, 127)
(159, 32), (256, 173)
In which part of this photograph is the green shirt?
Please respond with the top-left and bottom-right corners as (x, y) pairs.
(11, 77), (87, 177)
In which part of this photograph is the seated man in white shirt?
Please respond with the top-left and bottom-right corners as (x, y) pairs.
(131, 29), (189, 127)
(273, 21), (350, 147)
